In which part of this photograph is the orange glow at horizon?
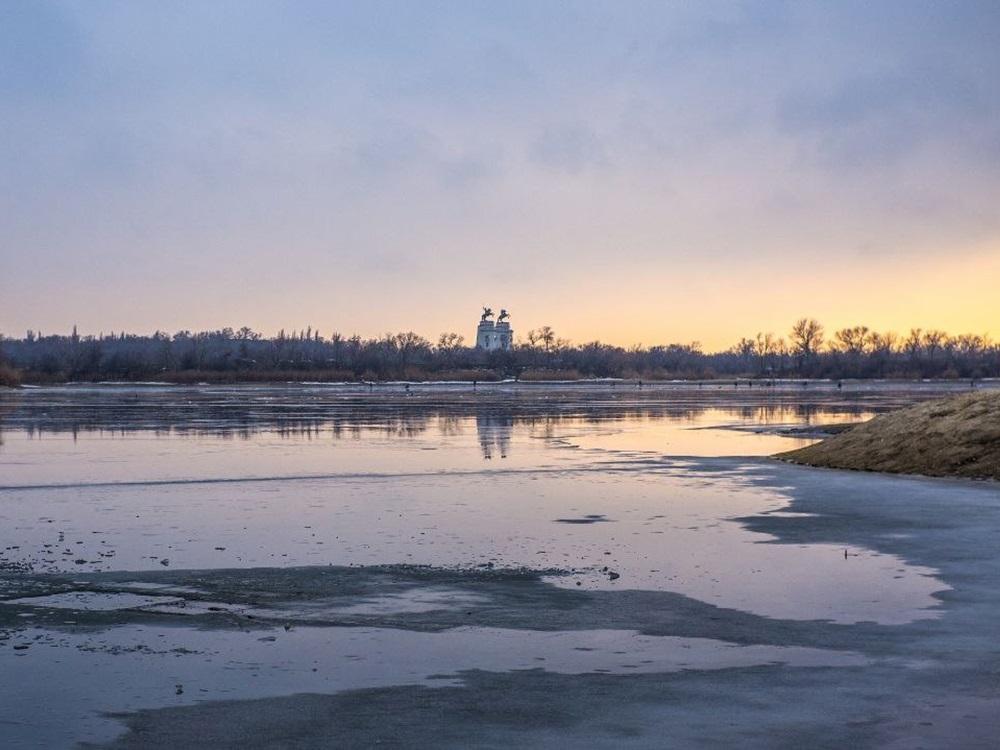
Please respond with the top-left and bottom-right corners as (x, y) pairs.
(536, 246), (1000, 350)
(9, 243), (996, 353)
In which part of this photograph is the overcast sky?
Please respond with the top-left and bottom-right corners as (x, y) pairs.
(2, 1), (999, 348)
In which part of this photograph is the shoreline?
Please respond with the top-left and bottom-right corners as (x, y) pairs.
(3, 376), (997, 388)
(778, 390), (1000, 482)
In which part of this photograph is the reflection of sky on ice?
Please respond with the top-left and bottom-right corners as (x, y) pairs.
(0, 402), (869, 486)
(0, 391), (942, 626)
(0, 472), (942, 625)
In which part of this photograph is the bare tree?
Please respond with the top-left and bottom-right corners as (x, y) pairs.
(867, 331), (898, 354)
(923, 330), (947, 360)
(4, 319), (1000, 383)
(538, 326), (556, 353)
(789, 318), (824, 371)
(753, 332), (776, 374)
(833, 326), (870, 356)
(904, 328), (923, 359)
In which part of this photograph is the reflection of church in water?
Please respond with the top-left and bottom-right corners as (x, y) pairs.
(477, 413), (512, 460)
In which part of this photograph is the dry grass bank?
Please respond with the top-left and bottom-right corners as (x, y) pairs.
(779, 390), (1000, 480)
(0, 364), (21, 388)
(517, 368), (584, 381)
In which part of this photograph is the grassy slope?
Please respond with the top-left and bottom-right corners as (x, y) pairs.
(778, 390), (1000, 480)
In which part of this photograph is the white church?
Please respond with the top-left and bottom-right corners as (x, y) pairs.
(475, 308), (513, 351)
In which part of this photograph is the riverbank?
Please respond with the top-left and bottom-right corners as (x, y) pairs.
(779, 390), (1000, 480)
(5, 371), (997, 389)
(0, 364), (21, 388)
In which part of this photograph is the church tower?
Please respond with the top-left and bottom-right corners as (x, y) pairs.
(475, 308), (513, 351)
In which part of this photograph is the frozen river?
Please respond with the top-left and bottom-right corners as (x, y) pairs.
(1, 382), (998, 748)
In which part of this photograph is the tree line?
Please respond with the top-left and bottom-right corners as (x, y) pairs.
(0, 319), (997, 385)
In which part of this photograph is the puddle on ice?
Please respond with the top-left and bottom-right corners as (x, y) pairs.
(1, 586), (490, 621)
(0, 623), (869, 748)
(3, 591), (184, 611)
(313, 586), (491, 616)
(0, 471), (946, 625)
(553, 514), (614, 524)
(100, 581), (206, 595)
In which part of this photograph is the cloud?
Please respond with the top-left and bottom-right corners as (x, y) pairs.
(1, 1), (998, 341)
(528, 125), (608, 174)
(777, 65), (998, 169)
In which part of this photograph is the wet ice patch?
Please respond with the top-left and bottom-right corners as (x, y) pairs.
(139, 600), (253, 617)
(553, 514), (613, 524)
(102, 582), (206, 595)
(3, 591), (184, 612)
(315, 586), (491, 616)
(0, 623), (870, 748)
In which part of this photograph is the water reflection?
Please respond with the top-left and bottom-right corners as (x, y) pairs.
(0, 385), (900, 484)
(0, 383), (895, 442)
(0, 384), (953, 631)
(477, 413), (512, 460)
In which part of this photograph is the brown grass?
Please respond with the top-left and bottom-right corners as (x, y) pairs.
(517, 369), (583, 381)
(778, 390), (1000, 480)
(81, 369), (502, 384)
(0, 364), (21, 388)
(426, 369), (501, 382)
(162, 369), (359, 384)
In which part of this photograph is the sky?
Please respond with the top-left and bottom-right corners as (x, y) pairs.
(2, 1), (999, 350)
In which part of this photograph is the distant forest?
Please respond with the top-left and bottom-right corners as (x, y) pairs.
(1, 319), (997, 386)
